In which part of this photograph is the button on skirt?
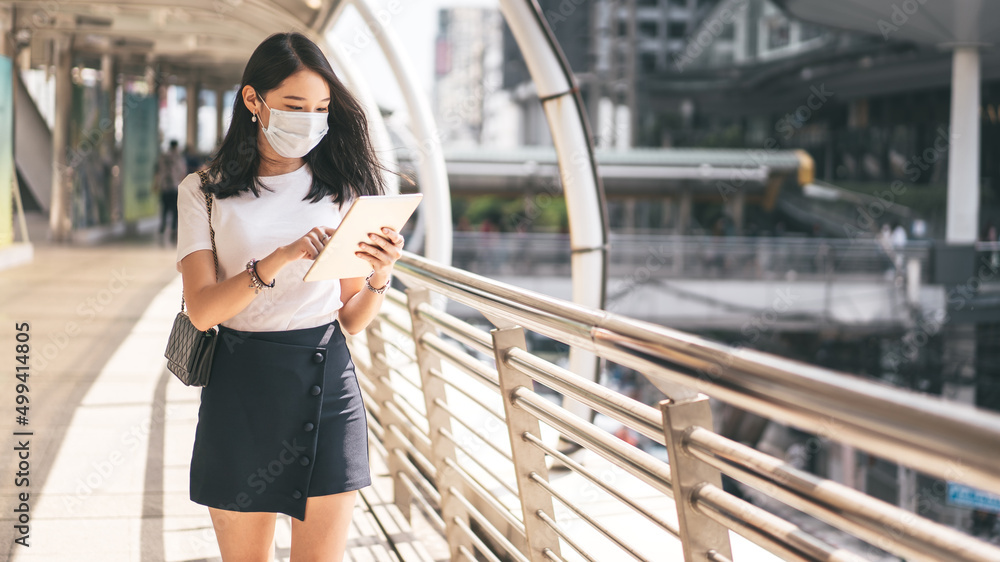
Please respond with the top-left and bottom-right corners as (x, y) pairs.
(189, 318), (370, 522)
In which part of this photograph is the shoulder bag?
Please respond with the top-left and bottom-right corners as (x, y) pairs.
(164, 170), (220, 386)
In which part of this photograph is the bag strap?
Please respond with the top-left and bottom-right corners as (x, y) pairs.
(181, 170), (219, 313)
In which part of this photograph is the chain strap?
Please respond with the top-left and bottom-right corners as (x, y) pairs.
(181, 170), (219, 313)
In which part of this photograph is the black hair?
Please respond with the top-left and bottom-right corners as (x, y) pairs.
(169, 139), (179, 149)
(202, 31), (398, 204)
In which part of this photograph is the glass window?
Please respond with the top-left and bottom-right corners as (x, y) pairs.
(800, 22), (824, 42)
(767, 17), (790, 49)
(641, 52), (658, 73)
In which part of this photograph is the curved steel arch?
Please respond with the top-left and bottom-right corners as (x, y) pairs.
(322, 0), (609, 401)
(497, 0), (609, 406)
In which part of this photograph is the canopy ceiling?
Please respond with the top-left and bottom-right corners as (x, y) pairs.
(9, 0), (343, 86)
(774, 0), (1000, 47)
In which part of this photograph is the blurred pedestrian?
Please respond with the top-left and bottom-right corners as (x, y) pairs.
(155, 139), (187, 245)
(891, 222), (907, 248)
(983, 220), (998, 270)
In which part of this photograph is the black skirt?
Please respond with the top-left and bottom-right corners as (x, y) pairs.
(189, 318), (371, 521)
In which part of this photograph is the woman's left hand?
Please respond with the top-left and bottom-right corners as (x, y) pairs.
(355, 227), (404, 286)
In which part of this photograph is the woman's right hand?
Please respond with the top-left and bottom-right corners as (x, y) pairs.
(279, 226), (338, 261)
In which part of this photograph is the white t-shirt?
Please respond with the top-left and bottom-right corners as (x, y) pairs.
(175, 163), (354, 332)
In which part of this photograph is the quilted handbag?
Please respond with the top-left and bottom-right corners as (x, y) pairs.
(164, 171), (220, 386)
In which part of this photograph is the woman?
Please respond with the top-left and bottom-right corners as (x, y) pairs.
(175, 32), (402, 561)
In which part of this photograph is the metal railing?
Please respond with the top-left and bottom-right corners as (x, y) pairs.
(345, 250), (1000, 562)
(451, 232), (933, 281)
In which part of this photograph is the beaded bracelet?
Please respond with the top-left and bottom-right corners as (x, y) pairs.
(365, 270), (390, 294)
(245, 258), (276, 294)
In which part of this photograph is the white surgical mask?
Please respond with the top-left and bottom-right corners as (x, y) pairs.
(257, 93), (329, 158)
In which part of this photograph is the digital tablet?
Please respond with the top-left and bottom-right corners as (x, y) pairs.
(303, 193), (423, 282)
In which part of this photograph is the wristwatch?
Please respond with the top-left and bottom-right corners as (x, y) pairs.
(365, 270), (390, 294)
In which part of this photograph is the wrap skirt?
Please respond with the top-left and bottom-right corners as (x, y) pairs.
(189, 318), (371, 522)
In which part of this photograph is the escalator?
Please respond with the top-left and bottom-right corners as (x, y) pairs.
(13, 69), (52, 213)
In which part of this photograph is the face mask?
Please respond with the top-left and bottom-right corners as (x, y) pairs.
(257, 92), (329, 158)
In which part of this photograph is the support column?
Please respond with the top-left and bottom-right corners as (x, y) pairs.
(49, 35), (73, 242)
(214, 87), (226, 150)
(363, 317), (413, 518)
(493, 326), (561, 562)
(946, 47), (980, 244)
(406, 287), (472, 560)
(623, 197), (636, 232)
(660, 396), (734, 562)
(676, 189), (693, 273)
(0, 5), (15, 248)
(101, 53), (120, 224)
(677, 189), (692, 234)
(0, 6), (10, 58)
(726, 189), (745, 234)
(185, 79), (199, 155)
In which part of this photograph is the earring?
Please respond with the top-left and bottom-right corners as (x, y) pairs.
(251, 113), (257, 123)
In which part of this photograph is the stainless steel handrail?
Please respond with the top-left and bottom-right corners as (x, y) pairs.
(392, 251), (1000, 495)
(345, 253), (1000, 562)
(683, 426), (997, 561)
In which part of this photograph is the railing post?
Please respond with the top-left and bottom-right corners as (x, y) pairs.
(364, 316), (412, 519)
(492, 326), (561, 562)
(660, 395), (734, 562)
(407, 287), (473, 559)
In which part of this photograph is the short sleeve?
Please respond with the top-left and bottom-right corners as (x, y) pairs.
(334, 193), (357, 228)
(175, 172), (212, 273)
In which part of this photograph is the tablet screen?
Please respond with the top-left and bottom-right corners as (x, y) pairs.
(303, 193), (423, 282)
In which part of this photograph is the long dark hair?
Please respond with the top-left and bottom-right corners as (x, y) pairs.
(203, 32), (393, 204)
